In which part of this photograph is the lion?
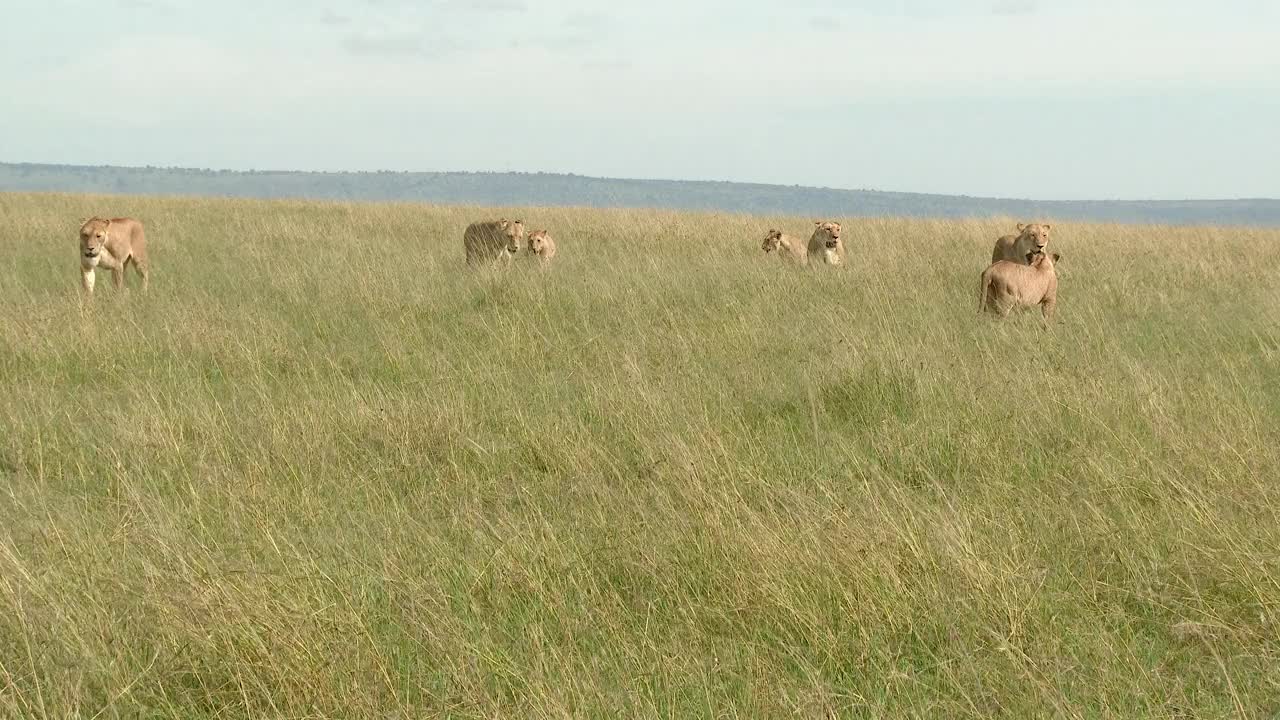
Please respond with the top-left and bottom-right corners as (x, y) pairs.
(807, 221), (845, 266)
(979, 250), (1060, 323)
(761, 229), (807, 265)
(464, 219), (524, 266)
(79, 216), (148, 295)
(527, 229), (557, 265)
(991, 223), (1051, 265)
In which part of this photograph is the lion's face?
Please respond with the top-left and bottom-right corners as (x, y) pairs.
(79, 219), (110, 266)
(528, 230), (551, 254)
(761, 229), (783, 253)
(1018, 223), (1051, 252)
(499, 219), (525, 254)
(1026, 250), (1060, 268)
(815, 221), (842, 249)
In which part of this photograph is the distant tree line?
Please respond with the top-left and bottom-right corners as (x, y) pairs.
(2, 162), (1277, 226)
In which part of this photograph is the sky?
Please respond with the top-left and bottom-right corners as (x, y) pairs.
(2, 0), (1277, 200)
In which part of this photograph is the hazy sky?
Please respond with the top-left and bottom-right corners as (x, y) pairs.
(3, 0), (1277, 200)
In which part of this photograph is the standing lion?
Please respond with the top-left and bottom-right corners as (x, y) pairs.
(979, 250), (1060, 323)
(464, 219), (524, 266)
(79, 216), (149, 294)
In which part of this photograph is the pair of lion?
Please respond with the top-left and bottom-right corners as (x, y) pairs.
(760, 221), (845, 266)
(463, 219), (556, 266)
(981, 223), (1059, 322)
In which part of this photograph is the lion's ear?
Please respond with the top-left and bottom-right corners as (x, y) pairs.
(1017, 223), (1026, 232)
(1052, 253), (1061, 262)
(1043, 224), (1052, 231)
(103, 219), (112, 231)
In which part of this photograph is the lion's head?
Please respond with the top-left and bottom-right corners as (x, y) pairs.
(761, 229), (784, 253)
(1017, 223), (1051, 253)
(527, 229), (552, 255)
(79, 218), (111, 267)
(813, 221), (842, 249)
(1025, 249), (1060, 267)
(498, 219), (525, 254)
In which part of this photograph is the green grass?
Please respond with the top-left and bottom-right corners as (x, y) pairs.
(1, 192), (1279, 718)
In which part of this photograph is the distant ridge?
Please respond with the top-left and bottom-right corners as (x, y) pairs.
(2, 162), (1277, 226)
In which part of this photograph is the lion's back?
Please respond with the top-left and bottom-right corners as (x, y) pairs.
(115, 217), (146, 251)
(779, 234), (806, 264)
(464, 221), (506, 261)
(982, 259), (1052, 303)
(991, 234), (1021, 263)
(93, 216), (146, 256)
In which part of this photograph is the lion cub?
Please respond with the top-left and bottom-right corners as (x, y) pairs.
(761, 229), (807, 265)
(527, 230), (557, 265)
(79, 216), (149, 294)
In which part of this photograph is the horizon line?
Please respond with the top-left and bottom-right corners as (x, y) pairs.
(4, 160), (1277, 206)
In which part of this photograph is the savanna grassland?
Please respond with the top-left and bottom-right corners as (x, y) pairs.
(1, 192), (1279, 718)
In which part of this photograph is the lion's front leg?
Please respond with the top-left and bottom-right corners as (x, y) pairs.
(1041, 298), (1057, 325)
(81, 267), (96, 295)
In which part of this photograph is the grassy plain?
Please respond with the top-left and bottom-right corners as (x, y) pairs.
(1, 192), (1279, 718)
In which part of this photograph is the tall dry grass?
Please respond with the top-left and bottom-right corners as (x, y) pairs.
(1, 192), (1279, 718)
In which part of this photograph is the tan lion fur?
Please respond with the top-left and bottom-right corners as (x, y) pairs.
(761, 229), (807, 265)
(979, 251), (1060, 323)
(79, 216), (148, 295)
(992, 222), (1052, 265)
(527, 230), (557, 265)
(464, 219), (524, 266)
(807, 221), (845, 266)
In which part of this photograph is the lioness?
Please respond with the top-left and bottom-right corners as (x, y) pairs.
(761, 229), (807, 265)
(991, 223), (1051, 264)
(527, 229), (557, 265)
(807, 221), (845, 266)
(979, 250), (1060, 323)
(79, 216), (148, 294)
(464, 219), (524, 266)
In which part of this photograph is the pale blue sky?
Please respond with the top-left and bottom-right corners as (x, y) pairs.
(3, 0), (1277, 200)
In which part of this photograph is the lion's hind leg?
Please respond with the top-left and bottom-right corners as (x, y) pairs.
(129, 253), (150, 292)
